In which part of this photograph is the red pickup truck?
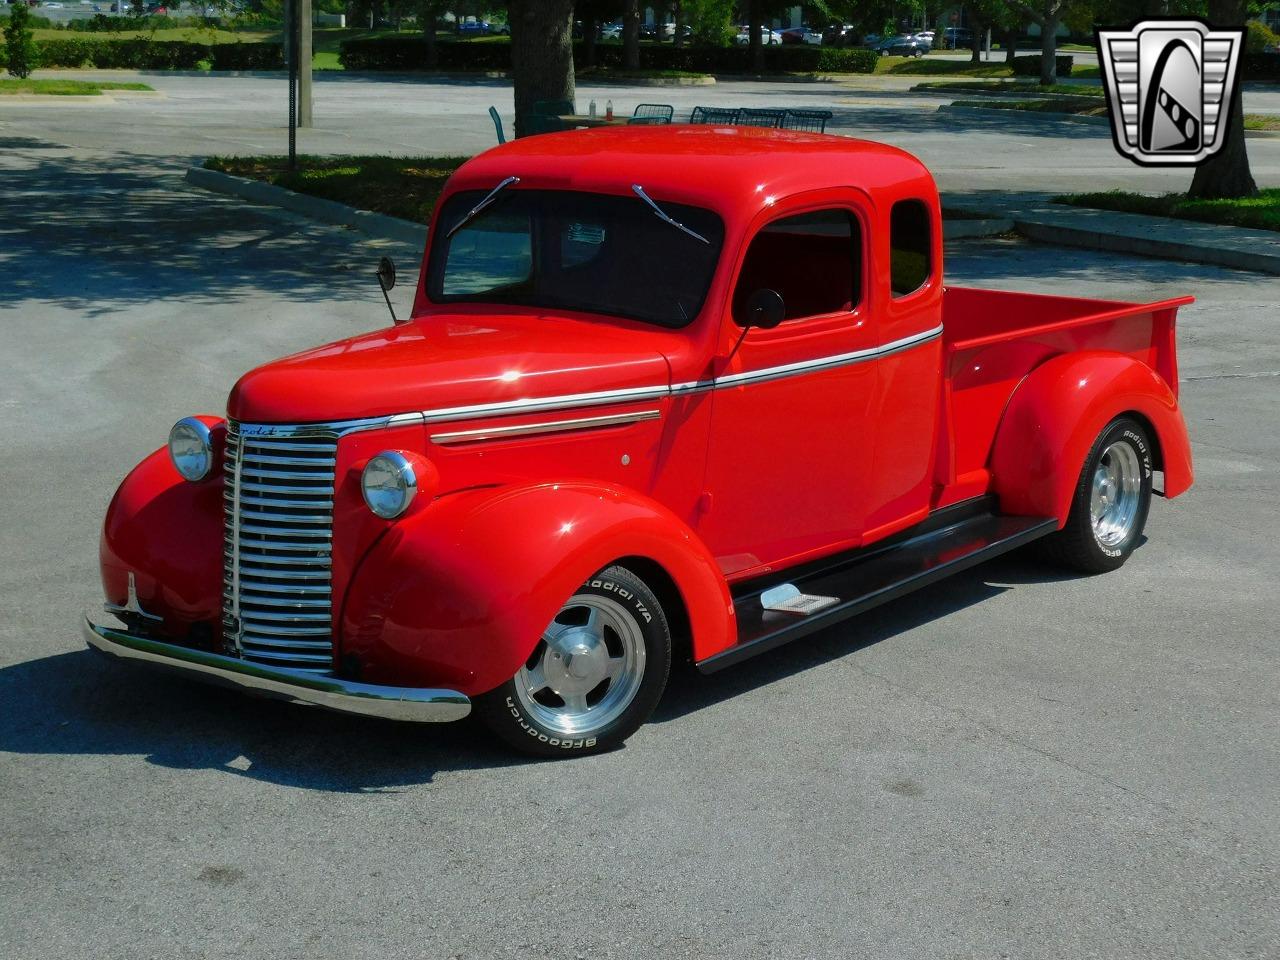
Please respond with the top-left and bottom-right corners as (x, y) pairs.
(86, 128), (1193, 756)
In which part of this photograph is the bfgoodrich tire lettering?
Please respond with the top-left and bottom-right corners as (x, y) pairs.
(476, 565), (672, 757)
(1038, 416), (1154, 574)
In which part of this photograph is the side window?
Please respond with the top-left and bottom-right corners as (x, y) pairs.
(890, 199), (932, 297)
(732, 209), (862, 325)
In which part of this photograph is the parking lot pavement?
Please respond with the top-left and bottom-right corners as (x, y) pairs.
(2, 128), (1279, 959)
(9, 69), (1280, 197)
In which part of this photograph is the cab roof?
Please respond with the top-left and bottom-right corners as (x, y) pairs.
(444, 126), (935, 223)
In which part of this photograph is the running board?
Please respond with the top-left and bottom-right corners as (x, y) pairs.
(697, 505), (1058, 674)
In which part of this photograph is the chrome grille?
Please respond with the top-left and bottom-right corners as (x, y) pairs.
(223, 421), (337, 672)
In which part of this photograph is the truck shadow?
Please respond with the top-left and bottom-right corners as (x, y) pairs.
(0, 649), (520, 792)
(652, 551), (1077, 724)
(0, 554), (1079, 789)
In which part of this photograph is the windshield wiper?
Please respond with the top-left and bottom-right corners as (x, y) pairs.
(631, 184), (710, 245)
(446, 175), (520, 238)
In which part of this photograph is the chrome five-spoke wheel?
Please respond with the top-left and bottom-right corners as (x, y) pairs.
(514, 595), (647, 737)
(476, 565), (672, 756)
(1090, 439), (1143, 549)
(1040, 416), (1153, 574)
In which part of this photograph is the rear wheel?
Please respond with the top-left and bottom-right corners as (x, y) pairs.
(475, 565), (671, 757)
(1039, 416), (1153, 573)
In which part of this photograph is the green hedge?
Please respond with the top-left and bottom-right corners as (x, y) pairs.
(1010, 54), (1074, 77)
(1243, 51), (1280, 81)
(0, 38), (283, 70)
(338, 37), (878, 74)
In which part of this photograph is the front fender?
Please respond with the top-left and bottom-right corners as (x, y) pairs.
(99, 417), (226, 640)
(989, 351), (1193, 525)
(339, 482), (735, 697)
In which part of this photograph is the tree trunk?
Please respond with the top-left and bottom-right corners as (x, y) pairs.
(970, 20), (984, 63)
(1039, 15), (1058, 85)
(1005, 25), (1018, 63)
(623, 0), (640, 70)
(1189, 0), (1256, 198)
(422, 3), (437, 69)
(510, 0), (576, 137)
(749, 0), (763, 73)
(673, 0), (683, 50)
(583, 15), (597, 67)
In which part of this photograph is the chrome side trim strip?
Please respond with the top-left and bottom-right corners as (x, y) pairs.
(712, 323), (943, 389)
(431, 409), (662, 446)
(419, 384), (673, 425)
(84, 617), (471, 723)
(231, 325), (943, 436)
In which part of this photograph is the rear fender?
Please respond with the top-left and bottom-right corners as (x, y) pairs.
(339, 482), (735, 697)
(990, 351), (1193, 524)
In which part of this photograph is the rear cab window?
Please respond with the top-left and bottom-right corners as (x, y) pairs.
(889, 199), (932, 298)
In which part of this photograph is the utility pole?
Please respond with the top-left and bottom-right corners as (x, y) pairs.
(299, 0), (313, 128)
(287, 0), (298, 169)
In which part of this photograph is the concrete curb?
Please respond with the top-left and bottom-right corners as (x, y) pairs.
(942, 218), (1015, 239)
(185, 165), (1280, 275)
(579, 75), (716, 86)
(937, 103), (1110, 127)
(184, 166), (425, 247)
(938, 102), (1280, 138)
(943, 194), (1280, 275)
(1010, 217), (1280, 274)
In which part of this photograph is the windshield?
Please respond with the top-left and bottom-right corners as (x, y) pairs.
(426, 189), (725, 328)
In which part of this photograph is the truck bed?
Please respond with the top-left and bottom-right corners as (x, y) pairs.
(934, 286), (1193, 508)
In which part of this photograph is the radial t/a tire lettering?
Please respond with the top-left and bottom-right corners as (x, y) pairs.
(475, 565), (672, 757)
(1038, 416), (1154, 574)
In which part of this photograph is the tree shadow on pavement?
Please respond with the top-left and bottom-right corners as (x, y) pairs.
(0, 141), (413, 317)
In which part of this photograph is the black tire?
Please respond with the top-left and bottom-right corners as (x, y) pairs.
(475, 565), (671, 758)
(1038, 416), (1154, 574)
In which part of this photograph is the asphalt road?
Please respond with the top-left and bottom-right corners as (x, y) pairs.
(2, 120), (1279, 958)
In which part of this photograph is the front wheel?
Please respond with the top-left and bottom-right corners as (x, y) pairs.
(1039, 416), (1154, 573)
(475, 565), (671, 757)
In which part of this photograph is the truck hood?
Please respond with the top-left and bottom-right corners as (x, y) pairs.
(227, 312), (674, 425)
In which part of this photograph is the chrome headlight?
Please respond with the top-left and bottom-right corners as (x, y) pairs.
(168, 417), (213, 481)
(361, 451), (418, 519)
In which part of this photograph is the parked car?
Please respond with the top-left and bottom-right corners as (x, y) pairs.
(456, 19), (491, 36)
(821, 22), (856, 46)
(877, 34), (930, 57)
(941, 27), (973, 49)
(601, 20), (622, 40)
(734, 26), (783, 45)
(86, 127), (1195, 757)
(781, 25), (823, 45)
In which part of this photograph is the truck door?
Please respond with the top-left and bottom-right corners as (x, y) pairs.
(859, 196), (944, 540)
(697, 195), (878, 579)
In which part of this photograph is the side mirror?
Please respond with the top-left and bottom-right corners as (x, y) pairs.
(376, 256), (397, 292)
(739, 288), (785, 329)
(374, 257), (401, 324)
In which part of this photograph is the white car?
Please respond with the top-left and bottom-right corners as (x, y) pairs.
(734, 28), (783, 46)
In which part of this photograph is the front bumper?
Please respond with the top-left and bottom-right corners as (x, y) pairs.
(82, 616), (471, 723)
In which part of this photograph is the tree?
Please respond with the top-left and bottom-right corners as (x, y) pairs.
(510, 0), (575, 137)
(623, 0), (640, 69)
(417, 0), (442, 67)
(4, 0), (38, 80)
(1008, 0), (1067, 84)
(1188, 0), (1257, 198)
